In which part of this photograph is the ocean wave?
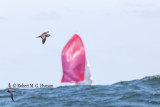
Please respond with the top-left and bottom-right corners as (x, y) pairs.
(0, 75), (160, 107)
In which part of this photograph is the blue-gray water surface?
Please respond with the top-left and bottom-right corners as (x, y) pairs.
(0, 75), (160, 107)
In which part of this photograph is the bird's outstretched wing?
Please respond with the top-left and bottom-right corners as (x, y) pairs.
(10, 92), (14, 102)
(8, 83), (11, 89)
(42, 31), (49, 34)
(42, 38), (46, 44)
(36, 36), (41, 38)
(46, 34), (51, 37)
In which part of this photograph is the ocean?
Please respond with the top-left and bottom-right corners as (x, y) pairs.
(0, 75), (160, 107)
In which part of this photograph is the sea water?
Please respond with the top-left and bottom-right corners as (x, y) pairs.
(0, 75), (160, 107)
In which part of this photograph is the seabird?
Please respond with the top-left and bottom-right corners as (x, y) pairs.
(36, 31), (51, 44)
(7, 83), (15, 102)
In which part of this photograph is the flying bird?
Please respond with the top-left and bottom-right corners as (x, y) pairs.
(7, 83), (15, 102)
(36, 31), (51, 44)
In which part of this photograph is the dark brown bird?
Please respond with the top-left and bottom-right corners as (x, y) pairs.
(7, 83), (15, 102)
(37, 31), (51, 44)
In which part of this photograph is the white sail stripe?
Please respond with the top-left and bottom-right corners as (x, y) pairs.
(77, 60), (93, 85)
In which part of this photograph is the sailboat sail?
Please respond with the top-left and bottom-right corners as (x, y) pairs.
(61, 34), (93, 85)
(77, 60), (93, 85)
(61, 34), (86, 83)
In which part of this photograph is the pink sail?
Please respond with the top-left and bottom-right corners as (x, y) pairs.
(61, 34), (86, 83)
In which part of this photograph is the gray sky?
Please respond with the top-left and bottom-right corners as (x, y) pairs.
(0, 0), (160, 89)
